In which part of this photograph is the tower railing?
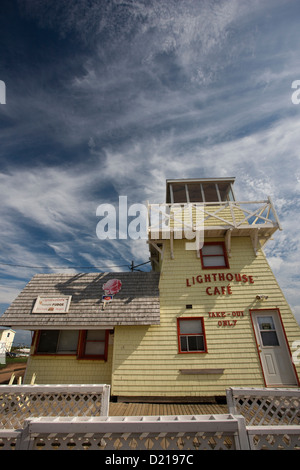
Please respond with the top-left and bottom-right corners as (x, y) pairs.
(147, 198), (281, 239)
(147, 198), (281, 260)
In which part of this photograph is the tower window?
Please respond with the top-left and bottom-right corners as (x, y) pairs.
(200, 242), (229, 269)
(167, 180), (235, 204)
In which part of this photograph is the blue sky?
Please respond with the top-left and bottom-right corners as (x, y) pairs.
(0, 0), (300, 345)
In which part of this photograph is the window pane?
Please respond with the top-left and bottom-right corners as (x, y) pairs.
(187, 184), (203, 202)
(85, 341), (105, 356)
(86, 330), (106, 341)
(37, 330), (59, 353)
(180, 320), (202, 334)
(203, 256), (226, 267)
(261, 331), (280, 346)
(57, 330), (79, 353)
(217, 183), (235, 201)
(198, 336), (205, 351)
(203, 183), (218, 202)
(227, 188), (234, 201)
(180, 336), (188, 352)
(187, 335), (204, 351)
(172, 184), (187, 203)
(258, 316), (275, 331)
(202, 244), (224, 255)
(84, 330), (106, 356)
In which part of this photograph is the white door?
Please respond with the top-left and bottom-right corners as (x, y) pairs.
(251, 310), (298, 386)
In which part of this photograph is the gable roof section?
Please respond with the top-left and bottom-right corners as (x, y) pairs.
(0, 272), (160, 329)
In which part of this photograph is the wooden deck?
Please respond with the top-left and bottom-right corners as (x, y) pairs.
(109, 401), (229, 416)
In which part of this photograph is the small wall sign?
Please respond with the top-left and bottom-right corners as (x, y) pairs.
(32, 296), (72, 313)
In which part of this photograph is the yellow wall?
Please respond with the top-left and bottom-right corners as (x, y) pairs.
(111, 236), (300, 398)
(24, 344), (113, 384)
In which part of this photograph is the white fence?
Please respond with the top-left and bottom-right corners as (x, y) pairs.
(226, 387), (300, 425)
(1, 414), (249, 451)
(0, 384), (110, 429)
(0, 385), (300, 450)
(226, 387), (300, 450)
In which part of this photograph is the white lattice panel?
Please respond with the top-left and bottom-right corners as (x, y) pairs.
(226, 387), (300, 426)
(248, 426), (300, 450)
(0, 384), (110, 429)
(27, 431), (237, 451)
(20, 414), (245, 450)
(0, 430), (21, 450)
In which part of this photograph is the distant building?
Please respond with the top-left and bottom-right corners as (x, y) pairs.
(0, 178), (299, 400)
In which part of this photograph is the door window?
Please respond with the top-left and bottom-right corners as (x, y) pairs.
(257, 316), (279, 346)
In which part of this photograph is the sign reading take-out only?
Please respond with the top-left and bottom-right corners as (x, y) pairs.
(32, 296), (72, 313)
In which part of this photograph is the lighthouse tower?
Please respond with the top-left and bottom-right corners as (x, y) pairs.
(145, 177), (300, 398)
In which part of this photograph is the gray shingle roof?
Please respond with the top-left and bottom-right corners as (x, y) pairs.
(0, 272), (160, 329)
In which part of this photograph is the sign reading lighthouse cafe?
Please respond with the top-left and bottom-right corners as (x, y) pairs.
(186, 272), (254, 327)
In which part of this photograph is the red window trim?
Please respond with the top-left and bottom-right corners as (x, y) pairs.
(77, 330), (109, 361)
(33, 329), (109, 361)
(200, 241), (229, 269)
(177, 317), (207, 354)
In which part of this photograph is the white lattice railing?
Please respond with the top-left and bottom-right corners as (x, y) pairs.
(0, 384), (110, 429)
(247, 425), (300, 450)
(1, 413), (300, 451)
(226, 387), (300, 426)
(3, 414), (250, 451)
(148, 199), (281, 238)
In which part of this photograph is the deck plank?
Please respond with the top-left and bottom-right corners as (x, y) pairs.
(109, 402), (228, 416)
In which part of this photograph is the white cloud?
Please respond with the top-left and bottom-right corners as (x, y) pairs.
(0, 280), (28, 304)
(0, 166), (96, 233)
